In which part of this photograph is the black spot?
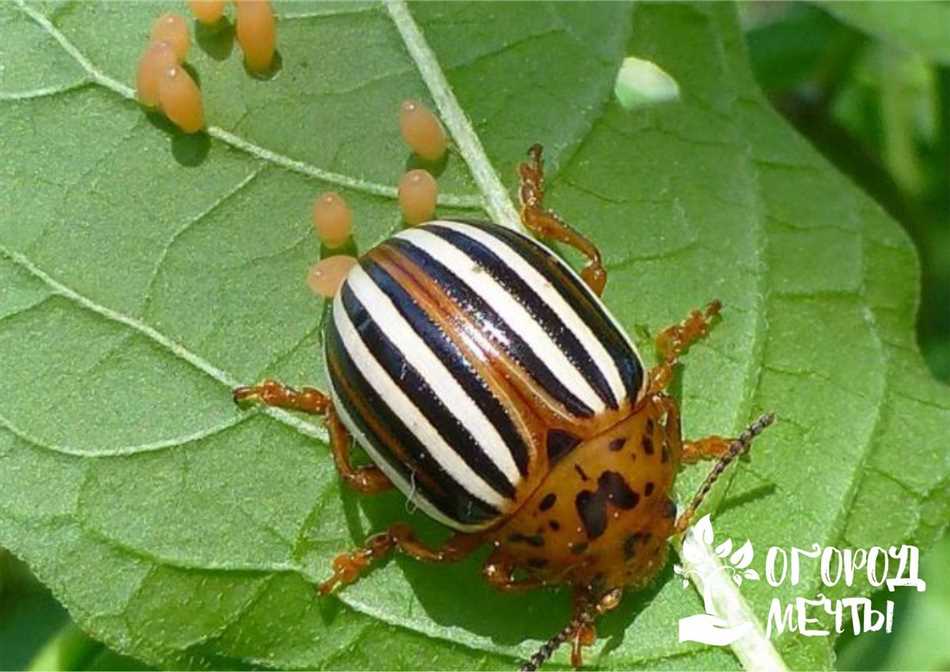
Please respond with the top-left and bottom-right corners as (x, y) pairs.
(664, 498), (677, 519)
(623, 532), (648, 560)
(601, 471), (640, 509)
(608, 437), (626, 452)
(574, 464), (590, 482)
(539, 493), (557, 511)
(528, 557), (548, 569)
(646, 418), (655, 435)
(575, 490), (606, 539)
(547, 429), (581, 464)
(645, 481), (655, 497)
(575, 470), (640, 539)
(508, 532), (544, 547)
(642, 434), (654, 455)
(569, 541), (589, 555)
(549, 520), (561, 531)
(661, 443), (670, 463)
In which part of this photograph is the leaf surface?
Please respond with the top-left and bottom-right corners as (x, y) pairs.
(816, 1), (950, 64)
(1, 2), (948, 670)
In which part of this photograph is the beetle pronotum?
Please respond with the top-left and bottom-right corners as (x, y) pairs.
(235, 144), (773, 670)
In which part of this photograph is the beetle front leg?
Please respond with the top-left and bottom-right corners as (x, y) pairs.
(234, 379), (392, 494)
(675, 413), (775, 533)
(519, 144), (607, 296)
(520, 588), (622, 672)
(482, 550), (544, 592)
(648, 300), (722, 393)
(319, 524), (483, 595)
(681, 436), (734, 464)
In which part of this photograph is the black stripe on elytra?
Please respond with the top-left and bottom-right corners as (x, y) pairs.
(341, 283), (517, 500)
(361, 257), (529, 477)
(387, 237), (594, 418)
(426, 223), (618, 410)
(325, 312), (499, 526)
(450, 219), (644, 402)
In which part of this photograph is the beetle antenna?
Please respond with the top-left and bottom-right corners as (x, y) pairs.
(675, 412), (775, 533)
(520, 606), (595, 672)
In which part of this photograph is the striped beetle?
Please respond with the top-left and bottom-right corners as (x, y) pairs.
(234, 145), (773, 670)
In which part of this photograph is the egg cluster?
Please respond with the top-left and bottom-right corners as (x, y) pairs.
(305, 100), (449, 299)
(135, 7), (452, 300)
(135, 1), (276, 134)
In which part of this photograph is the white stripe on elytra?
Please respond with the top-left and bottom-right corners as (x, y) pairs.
(396, 228), (606, 414)
(323, 348), (488, 533)
(347, 265), (521, 485)
(333, 290), (508, 510)
(431, 220), (628, 405)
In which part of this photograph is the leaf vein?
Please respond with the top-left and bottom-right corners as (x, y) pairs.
(0, 244), (330, 445)
(385, 0), (522, 231)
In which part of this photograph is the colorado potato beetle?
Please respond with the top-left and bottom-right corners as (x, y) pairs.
(234, 144), (773, 670)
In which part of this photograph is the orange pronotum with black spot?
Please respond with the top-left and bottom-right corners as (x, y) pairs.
(233, 144), (774, 671)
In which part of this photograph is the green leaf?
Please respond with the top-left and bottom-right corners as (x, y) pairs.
(816, 1), (950, 64)
(1, 1), (948, 670)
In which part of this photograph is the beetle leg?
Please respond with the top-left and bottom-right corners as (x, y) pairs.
(318, 524), (483, 595)
(675, 413), (775, 533)
(681, 436), (734, 464)
(234, 380), (392, 493)
(519, 144), (607, 296)
(520, 588), (621, 672)
(648, 300), (722, 393)
(233, 378), (330, 414)
(326, 405), (392, 494)
(482, 550), (545, 592)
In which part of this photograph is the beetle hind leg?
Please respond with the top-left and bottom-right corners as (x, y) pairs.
(519, 144), (607, 296)
(319, 524), (483, 595)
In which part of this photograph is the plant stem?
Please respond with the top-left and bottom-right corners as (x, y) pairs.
(673, 536), (789, 672)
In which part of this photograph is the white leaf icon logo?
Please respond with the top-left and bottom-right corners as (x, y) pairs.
(715, 539), (733, 558)
(730, 540), (754, 569)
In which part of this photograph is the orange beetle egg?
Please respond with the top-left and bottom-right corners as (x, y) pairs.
(398, 169), (438, 225)
(158, 66), (204, 134)
(399, 99), (447, 162)
(235, 0), (277, 73)
(188, 0), (226, 25)
(307, 256), (357, 298)
(312, 192), (353, 248)
(150, 13), (191, 61)
(136, 41), (177, 108)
